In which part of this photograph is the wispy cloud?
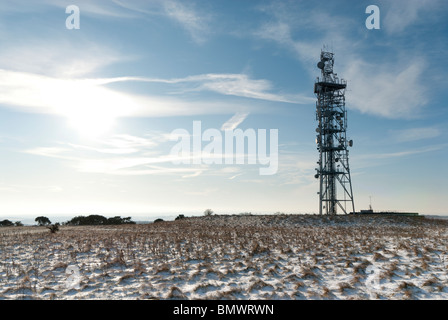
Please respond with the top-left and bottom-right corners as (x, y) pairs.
(66, 133), (167, 155)
(229, 173), (244, 180)
(344, 59), (428, 119)
(24, 129), (281, 178)
(254, 1), (354, 67)
(381, 0), (442, 35)
(0, 68), (309, 122)
(221, 112), (249, 131)
(187, 74), (309, 103)
(24, 134), (181, 176)
(98, 0), (213, 43)
(355, 144), (447, 163)
(0, 0), (211, 44)
(162, 0), (211, 44)
(252, 1), (431, 119)
(0, 0), (138, 18)
(0, 41), (124, 78)
(103, 73), (311, 104)
(390, 127), (442, 143)
(0, 69), (140, 118)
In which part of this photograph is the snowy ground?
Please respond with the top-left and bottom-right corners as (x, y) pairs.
(1, 214), (448, 300)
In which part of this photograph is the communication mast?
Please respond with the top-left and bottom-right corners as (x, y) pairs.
(314, 49), (355, 215)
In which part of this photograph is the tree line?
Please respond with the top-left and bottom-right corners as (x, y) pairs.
(0, 220), (23, 227)
(65, 215), (135, 226)
(0, 215), (135, 227)
(1, 209), (216, 227)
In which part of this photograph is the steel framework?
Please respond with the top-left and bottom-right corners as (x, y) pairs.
(314, 50), (355, 215)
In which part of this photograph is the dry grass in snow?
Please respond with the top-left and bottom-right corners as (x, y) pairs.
(1, 214), (448, 300)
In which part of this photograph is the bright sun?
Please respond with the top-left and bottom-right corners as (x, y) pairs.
(57, 80), (134, 139)
(67, 112), (116, 138)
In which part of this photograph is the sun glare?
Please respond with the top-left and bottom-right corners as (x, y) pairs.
(67, 113), (115, 138)
(54, 79), (135, 139)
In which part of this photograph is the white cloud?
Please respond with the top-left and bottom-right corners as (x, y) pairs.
(354, 144), (447, 163)
(25, 129), (282, 178)
(344, 59), (428, 119)
(256, 21), (292, 45)
(66, 133), (166, 155)
(0, 3), (310, 121)
(391, 127), (442, 143)
(191, 74), (305, 103)
(25, 137), (181, 176)
(162, 0), (211, 44)
(382, 0), (441, 35)
(181, 170), (203, 178)
(0, 69), (140, 118)
(0, 0), (138, 18)
(0, 41), (124, 78)
(221, 112), (249, 131)
(0, 68), (309, 124)
(253, 1), (431, 119)
(115, 73), (313, 104)
(0, 0), (210, 44)
(25, 147), (74, 161)
(86, 0), (212, 43)
(254, 2), (355, 67)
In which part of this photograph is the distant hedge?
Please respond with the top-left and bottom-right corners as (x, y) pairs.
(65, 215), (135, 226)
(0, 219), (14, 227)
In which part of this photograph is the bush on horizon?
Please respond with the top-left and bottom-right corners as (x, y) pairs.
(65, 215), (135, 226)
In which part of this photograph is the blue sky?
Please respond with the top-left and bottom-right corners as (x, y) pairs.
(0, 0), (447, 220)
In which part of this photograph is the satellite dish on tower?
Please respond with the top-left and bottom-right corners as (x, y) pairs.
(317, 61), (325, 69)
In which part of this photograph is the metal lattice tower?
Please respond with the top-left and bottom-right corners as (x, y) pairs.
(314, 49), (355, 215)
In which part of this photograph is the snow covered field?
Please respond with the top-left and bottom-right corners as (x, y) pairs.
(1, 214), (448, 300)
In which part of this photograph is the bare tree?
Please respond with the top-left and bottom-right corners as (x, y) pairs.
(204, 209), (214, 216)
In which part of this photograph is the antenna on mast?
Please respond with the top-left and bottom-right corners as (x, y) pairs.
(314, 48), (355, 215)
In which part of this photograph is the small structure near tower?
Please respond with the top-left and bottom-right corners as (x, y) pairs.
(314, 49), (355, 215)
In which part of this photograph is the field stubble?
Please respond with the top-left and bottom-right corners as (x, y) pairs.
(1, 214), (448, 300)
